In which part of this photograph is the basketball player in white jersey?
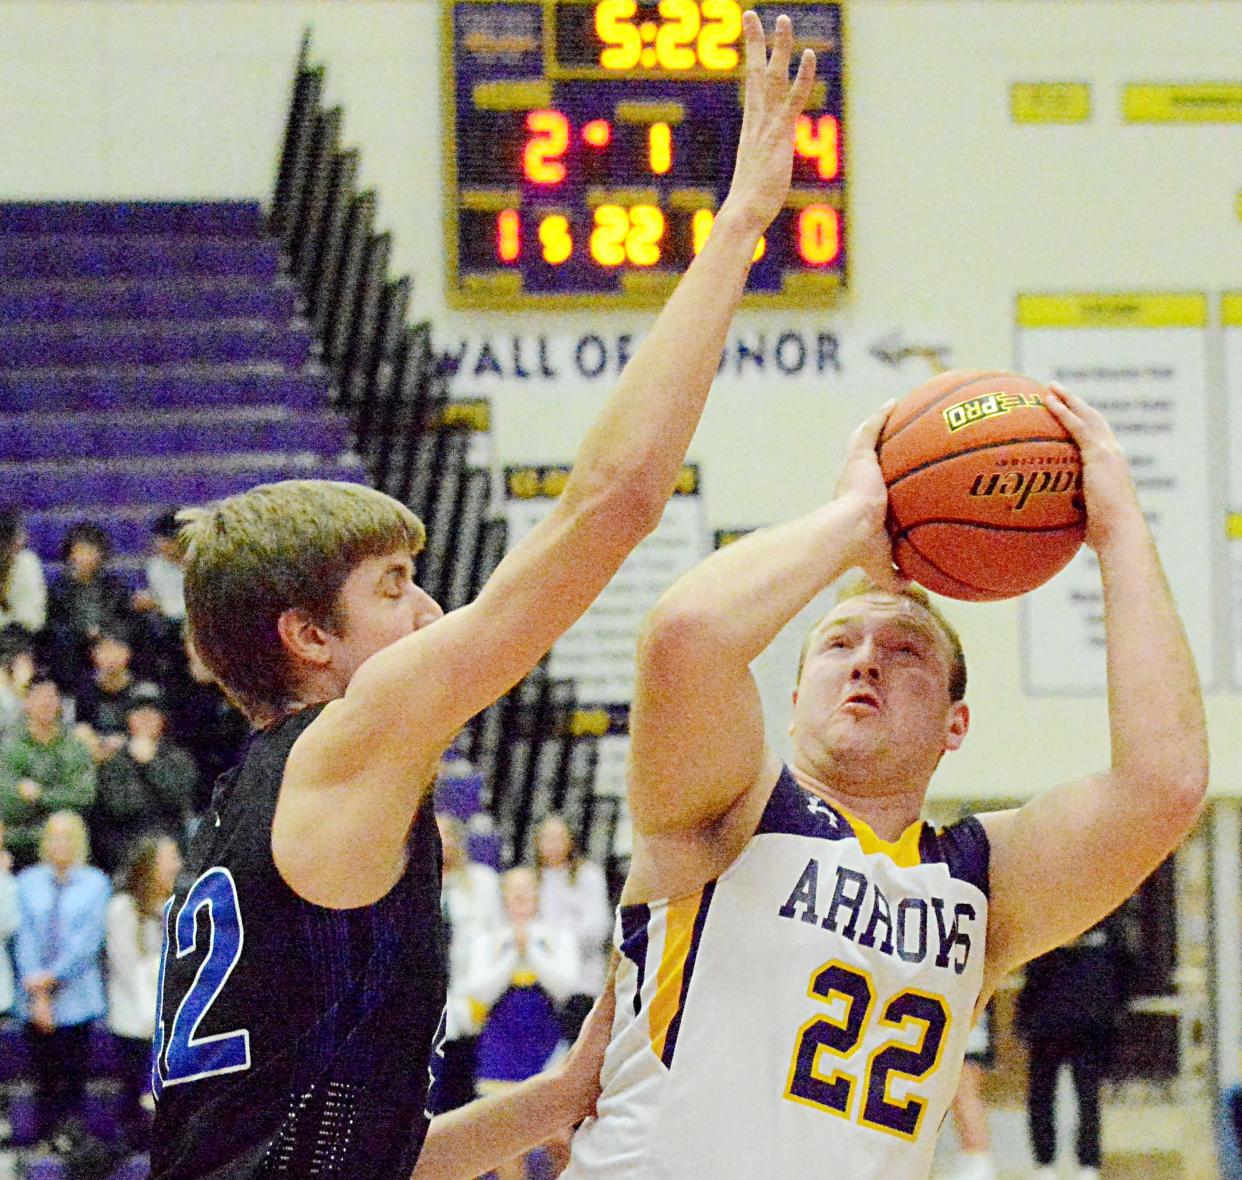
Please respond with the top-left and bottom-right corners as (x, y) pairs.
(563, 384), (1207, 1178)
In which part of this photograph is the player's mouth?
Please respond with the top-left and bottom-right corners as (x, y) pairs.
(840, 690), (882, 713)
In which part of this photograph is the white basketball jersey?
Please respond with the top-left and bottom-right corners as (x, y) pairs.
(565, 767), (989, 1180)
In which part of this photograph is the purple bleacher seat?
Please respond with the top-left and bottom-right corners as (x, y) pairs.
(109, 1156), (151, 1180)
(84, 1080), (122, 1143)
(0, 408), (349, 464)
(0, 201), (263, 237)
(24, 1159), (69, 1180)
(0, 278), (298, 324)
(0, 367), (329, 413)
(0, 236), (279, 281)
(467, 831), (502, 870)
(0, 322), (313, 369)
(6, 1083), (40, 1145)
(3, 456), (369, 512)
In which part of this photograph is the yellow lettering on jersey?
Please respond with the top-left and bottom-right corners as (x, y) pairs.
(648, 890), (701, 1063)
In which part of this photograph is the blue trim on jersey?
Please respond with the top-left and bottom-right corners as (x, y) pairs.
(919, 817), (991, 898)
(660, 880), (716, 1070)
(755, 766), (854, 843)
(619, 904), (651, 1018)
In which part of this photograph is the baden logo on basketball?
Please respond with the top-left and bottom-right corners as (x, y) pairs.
(968, 466), (1083, 512)
(942, 390), (1045, 433)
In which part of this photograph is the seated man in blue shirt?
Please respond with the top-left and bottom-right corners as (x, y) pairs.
(14, 810), (110, 1144)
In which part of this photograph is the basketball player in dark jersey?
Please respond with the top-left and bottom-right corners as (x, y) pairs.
(147, 14), (817, 1179)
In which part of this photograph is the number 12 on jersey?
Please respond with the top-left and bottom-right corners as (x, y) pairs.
(784, 960), (951, 1140)
(152, 867), (252, 1099)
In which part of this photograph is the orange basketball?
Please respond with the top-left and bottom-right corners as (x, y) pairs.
(876, 370), (1086, 602)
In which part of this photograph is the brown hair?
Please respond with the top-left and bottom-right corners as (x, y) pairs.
(118, 837), (172, 956)
(177, 480), (426, 722)
(533, 813), (583, 886)
(797, 575), (967, 702)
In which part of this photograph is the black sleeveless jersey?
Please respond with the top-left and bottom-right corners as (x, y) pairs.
(149, 706), (447, 1179)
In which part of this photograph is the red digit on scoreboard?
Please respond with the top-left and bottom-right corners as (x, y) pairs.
(524, 110), (570, 185)
(796, 205), (840, 265)
(794, 114), (839, 181)
(496, 209), (520, 263)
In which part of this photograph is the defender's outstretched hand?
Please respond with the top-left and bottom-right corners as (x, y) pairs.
(1045, 382), (1142, 552)
(720, 12), (817, 238)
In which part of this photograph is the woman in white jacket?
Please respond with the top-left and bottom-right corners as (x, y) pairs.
(106, 835), (181, 1148)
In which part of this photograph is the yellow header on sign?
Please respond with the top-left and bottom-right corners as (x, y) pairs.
(1222, 294), (1242, 326)
(1228, 514), (1242, 541)
(1010, 83), (1091, 124)
(1016, 293), (1208, 329)
(1124, 84), (1242, 123)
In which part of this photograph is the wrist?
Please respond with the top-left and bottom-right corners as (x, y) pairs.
(706, 204), (764, 256)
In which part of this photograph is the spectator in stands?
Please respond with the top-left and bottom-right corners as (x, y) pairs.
(0, 508), (47, 637)
(1017, 913), (1132, 1180)
(130, 510), (186, 683)
(945, 1005), (997, 1180)
(0, 628), (36, 745)
(466, 866), (580, 1180)
(74, 624), (143, 743)
(92, 683), (195, 874)
(533, 813), (612, 1040)
(164, 628), (249, 816)
(435, 812), (504, 1114)
(0, 821), (18, 1018)
(131, 510), (185, 625)
(14, 811), (110, 1146)
(0, 674), (96, 870)
(107, 835), (181, 1152)
(45, 522), (132, 689)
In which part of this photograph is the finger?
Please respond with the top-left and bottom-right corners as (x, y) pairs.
(854, 398), (896, 450)
(742, 10), (766, 99)
(766, 13), (793, 88)
(786, 48), (817, 115)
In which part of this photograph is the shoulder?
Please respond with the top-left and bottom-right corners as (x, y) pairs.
(107, 892), (136, 917)
(78, 866), (111, 893)
(919, 815), (991, 898)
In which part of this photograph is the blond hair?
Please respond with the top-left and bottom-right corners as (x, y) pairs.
(40, 810), (90, 867)
(177, 480), (426, 722)
(797, 575), (967, 702)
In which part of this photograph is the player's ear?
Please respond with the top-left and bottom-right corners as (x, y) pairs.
(788, 689), (798, 736)
(276, 607), (334, 668)
(943, 701), (969, 752)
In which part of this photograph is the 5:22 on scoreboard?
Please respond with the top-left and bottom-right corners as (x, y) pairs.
(444, 0), (846, 308)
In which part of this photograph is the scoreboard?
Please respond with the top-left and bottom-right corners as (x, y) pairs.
(444, 0), (846, 308)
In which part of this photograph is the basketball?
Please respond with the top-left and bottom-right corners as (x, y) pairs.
(876, 370), (1086, 602)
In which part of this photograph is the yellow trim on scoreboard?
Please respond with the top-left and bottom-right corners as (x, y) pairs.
(1228, 514), (1242, 541)
(463, 271), (524, 296)
(1222, 294), (1242, 326)
(585, 187), (659, 207)
(668, 188), (717, 211)
(472, 80), (553, 110)
(1124, 84), (1242, 123)
(781, 271), (843, 299)
(784, 188), (844, 210)
(440, 400), (493, 431)
(615, 101), (686, 124)
(1010, 82), (1090, 124)
(461, 189), (522, 211)
(736, 80), (827, 110)
(621, 271), (680, 297)
(1016, 293), (1208, 329)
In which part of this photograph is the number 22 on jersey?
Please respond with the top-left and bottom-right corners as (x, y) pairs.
(784, 960), (951, 1140)
(152, 867), (252, 1099)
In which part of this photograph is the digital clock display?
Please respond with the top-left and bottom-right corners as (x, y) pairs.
(445, 0), (845, 308)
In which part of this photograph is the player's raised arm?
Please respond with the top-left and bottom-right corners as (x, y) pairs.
(625, 403), (903, 855)
(280, 16), (817, 875)
(978, 385), (1208, 995)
